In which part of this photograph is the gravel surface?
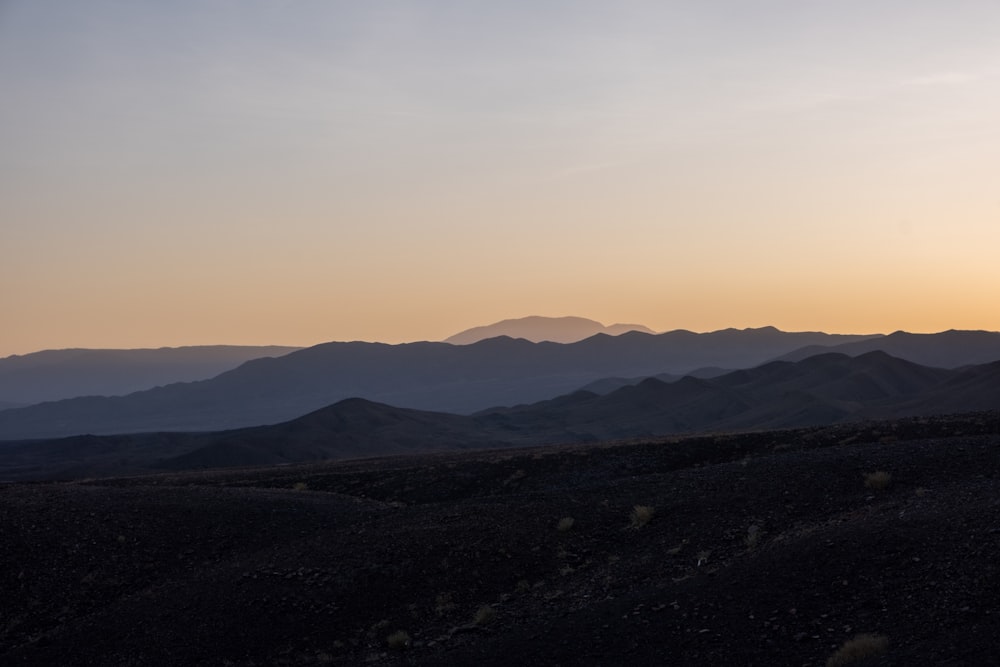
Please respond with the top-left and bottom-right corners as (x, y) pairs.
(2, 412), (999, 665)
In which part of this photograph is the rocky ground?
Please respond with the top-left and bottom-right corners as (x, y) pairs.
(3, 411), (1000, 666)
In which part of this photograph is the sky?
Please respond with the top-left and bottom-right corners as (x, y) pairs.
(2, 1), (999, 356)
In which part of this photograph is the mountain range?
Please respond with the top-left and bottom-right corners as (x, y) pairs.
(0, 345), (301, 407)
(4, 350), (999, 481)
(0, 327), (878, 439)
(0, 317), (665, 409)
(444, 315), (656, 344)
(774, 329), (1000, 367)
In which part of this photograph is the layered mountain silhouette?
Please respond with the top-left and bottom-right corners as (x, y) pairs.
(444, 316), (656, 344)
(0, 345), (301, 407)
(581, 330), (1000, 396)
(476, 351), (975, 439)
(577, 367), (731, 394)
(775, 329), (1000, 367)
(0, 328), (878, 439)
(4, 351), (1000, 481)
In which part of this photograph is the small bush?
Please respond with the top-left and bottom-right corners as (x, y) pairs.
(630, 505), (655, 528)
(826, 633), (889, 666)
(291, 482), (308, 491)
(386, 630), (411, 651)
(473, 604), (496, 626)
(864, 471), (892, 491)
(556, 517), (575, 532)
(503, 469), (527, 485)
(434, 592), (456, 615)
(745, 525), (761, 550)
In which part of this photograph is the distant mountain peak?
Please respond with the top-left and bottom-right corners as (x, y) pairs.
(444, 316), (656, 345)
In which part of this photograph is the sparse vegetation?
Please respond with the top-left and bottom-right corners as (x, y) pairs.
(826, 633), (889, 666)
(744, 525), (761, 550)
(630, 505), (655, 528)
(864, 471), (892, 491)
(291, 481), (308, 491)
(434, 592), (457, 615)
(385, 630), (411, 651)
(503, 469), (527, 485)
(556, 516), (575, 532)
(473, 604), (496, 625)
(9, 411), (998, 665)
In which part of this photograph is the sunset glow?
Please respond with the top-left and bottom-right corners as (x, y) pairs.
(3, 1), (999, 356)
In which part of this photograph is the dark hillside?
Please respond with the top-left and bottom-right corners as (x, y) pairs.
(0, 345), (301, 406)
(4, 352), (1000, 482)
(0, 328), (879, 439)
(777, 329), (1000, 367)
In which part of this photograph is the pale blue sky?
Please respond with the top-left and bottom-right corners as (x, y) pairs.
(2, 1), (999, 354)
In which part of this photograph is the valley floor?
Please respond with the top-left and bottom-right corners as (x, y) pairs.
(2, 412), (1000, 665)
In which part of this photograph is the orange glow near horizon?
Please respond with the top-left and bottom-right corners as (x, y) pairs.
(3, 3), (1000, 356)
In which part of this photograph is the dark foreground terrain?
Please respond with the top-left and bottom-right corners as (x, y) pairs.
(3, 411), (1000, 665)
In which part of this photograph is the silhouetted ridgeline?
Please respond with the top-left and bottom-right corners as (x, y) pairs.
(0, 345), (302, 406)
(444, 315), (656, 344)
(775, 329), (1000, 367)
(3, 351), (1000, 481)
(0, 327), (879, 439)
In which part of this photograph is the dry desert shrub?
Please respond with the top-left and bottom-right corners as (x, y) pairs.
(503, 469), (527, 485)
(385, 630), (411, 651)
(744, 524), (761, 550)
(291, 481), (308, 491)
(864, 471), (892, 491)
(473, 604), (496, 626)
(556, 517), (575, 532)
(630, 505), (655, 528)
(826, 633), (889, 666)
(434, 592), (457, 615)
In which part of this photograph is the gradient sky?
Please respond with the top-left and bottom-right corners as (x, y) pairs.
(3, 1), (999, 356)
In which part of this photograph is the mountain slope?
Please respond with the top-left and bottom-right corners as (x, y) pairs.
(0, 328), (877, 439)
(5, 352), (1000, 481)
(578, 367), (731, 394)
(0, 345), (302, 406)
(444, 316), (655, 344)
(161, 398), (508, 470)
(479, 352), (960, 442)
(776, 329), (1000, 367)
(0, 399), (501, 481)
